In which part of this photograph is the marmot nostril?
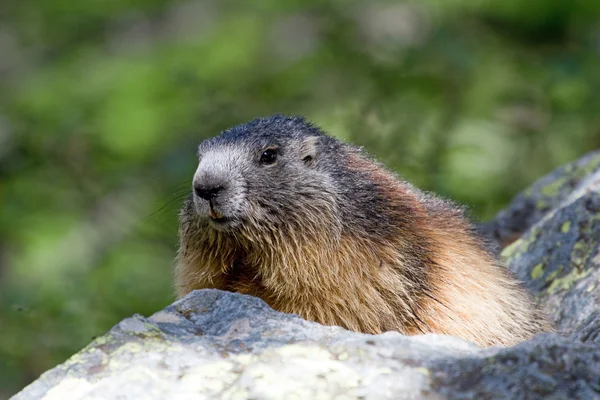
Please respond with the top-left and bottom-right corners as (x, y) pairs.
(194, 184), (224, 201)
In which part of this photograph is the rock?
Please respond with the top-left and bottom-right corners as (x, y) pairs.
(14, 153), (600, 400)
(13, 290), (600, 400)
(481, 150), (600, 247)
(502, 188), (600, 342)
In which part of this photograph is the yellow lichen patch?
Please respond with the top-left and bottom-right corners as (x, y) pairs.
(501, 239), (527, 261)
(58, 345), (109, 373)
(531, 263), (545, 280)
(546, 267), (593, 294)
(578, 154), (600, 176)
(501, 222), (547, 262)
(586, 282), (596, 292)
(104, 340), (180, 374)
(571, 242), (592, 268)
(546, 268), (560, 283)
(540, 176), (567, 197)
(560, 221), (571, 233)
(81, 332), (115, 352)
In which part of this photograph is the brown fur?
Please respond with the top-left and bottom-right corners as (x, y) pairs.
(176, 133), (551, 347)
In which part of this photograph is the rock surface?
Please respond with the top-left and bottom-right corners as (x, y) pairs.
(482, 150), (600, 247)
(485, 150), (600, 343)
(14, 153), (600, 400)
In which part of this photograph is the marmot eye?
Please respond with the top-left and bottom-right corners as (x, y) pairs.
(260, 149), (277, 165)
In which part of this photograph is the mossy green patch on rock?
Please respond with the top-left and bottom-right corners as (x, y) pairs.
(576, 153), (600, 176)
(524, 153), (600, 203)
(540, 176), (568, 197)
(546, 267), (593, 295)
(481, 151), (600, 246)
(497, 160), (600, 340)
(571, 241), (593, 268)
(531, 263), (545, 280)
(535, 199), (548, 210)
(500, 241), (519, 261)
(546, 268), (561, 283)
(586, 282), (596, 293)
(500, 222), (541, 262)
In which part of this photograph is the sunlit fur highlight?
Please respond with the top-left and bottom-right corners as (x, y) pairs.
(175, 116), (551, 347)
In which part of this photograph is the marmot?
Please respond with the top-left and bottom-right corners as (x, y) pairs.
(175, 115), (550, 347)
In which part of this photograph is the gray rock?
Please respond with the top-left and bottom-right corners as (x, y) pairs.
(502, 190), (600, 342)
(13, 290), (600, 400)
(481, 150), (600, 247)
(14, 152), (600, 400)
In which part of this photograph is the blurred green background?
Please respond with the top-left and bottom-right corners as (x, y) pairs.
(1, 0), (600, 396)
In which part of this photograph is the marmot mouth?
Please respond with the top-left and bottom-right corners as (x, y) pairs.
(207, 201), (235, 226)
(208, 200), (224, 220)
(210, 216), (230, 224)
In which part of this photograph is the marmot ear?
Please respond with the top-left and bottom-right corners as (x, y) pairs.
(301, 136), (319, 166)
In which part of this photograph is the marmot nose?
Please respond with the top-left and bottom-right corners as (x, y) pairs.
(194, 183), (224, 201)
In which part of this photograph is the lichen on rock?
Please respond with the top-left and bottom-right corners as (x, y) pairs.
(500, 171), (600, 341)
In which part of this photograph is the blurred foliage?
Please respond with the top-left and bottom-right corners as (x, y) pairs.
(1, 0), (600, 396)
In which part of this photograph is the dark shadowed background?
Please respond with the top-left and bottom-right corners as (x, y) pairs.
(1, 0), (600, 397)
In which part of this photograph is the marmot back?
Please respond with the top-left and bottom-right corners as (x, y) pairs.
(175, 115), (551, 347)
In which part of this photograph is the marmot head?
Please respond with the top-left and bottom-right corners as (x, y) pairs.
(191, 115), (343, 234)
